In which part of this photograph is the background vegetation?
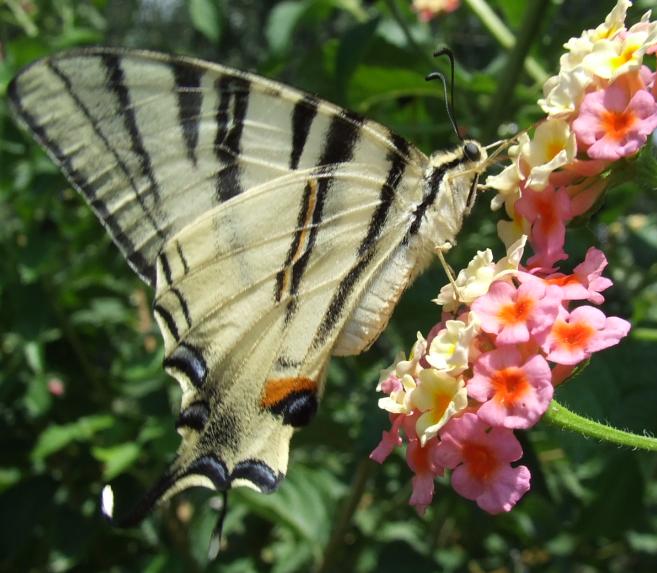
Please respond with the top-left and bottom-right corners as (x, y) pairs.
(1, 0), (657, 571)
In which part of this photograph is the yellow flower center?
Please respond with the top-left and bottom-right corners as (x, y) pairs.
(611, 43), (639, 70)
(545, 140), (563, 162)
(431, 392), (453, 423)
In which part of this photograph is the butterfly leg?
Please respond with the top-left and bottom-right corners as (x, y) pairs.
(434, 241), (462, 304)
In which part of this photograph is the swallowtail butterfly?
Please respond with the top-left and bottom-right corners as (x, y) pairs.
(9, 48), (487, 533)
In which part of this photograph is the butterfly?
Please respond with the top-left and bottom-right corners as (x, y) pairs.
(9, 47), (487, 531)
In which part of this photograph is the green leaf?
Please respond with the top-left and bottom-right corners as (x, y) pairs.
(91, 442), (141, 480)
(188, 0), (222, 43)
(31, 415), (114, 462)
(266, 1), (308, 54)
(336, 17), (380, 104)
(23, 373), (51, 418)
(634, 141), (657, 189)
(0, 467), (21, 493)
(236, 464), (345, 549)
(348, 65), (436, 112)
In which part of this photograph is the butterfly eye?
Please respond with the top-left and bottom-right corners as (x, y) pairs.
(463, 142), (481, 162)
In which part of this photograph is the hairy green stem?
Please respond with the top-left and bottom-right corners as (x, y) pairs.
(545, 399), (657, 451)
(463, 0), (548, 84)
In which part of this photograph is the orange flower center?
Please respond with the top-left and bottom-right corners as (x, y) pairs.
(491, 367), (530, 405)
(431, 392), (452, 423)
(601, 109), (636, 141)
(498, 295), (535, 326)
(545, 274), (580, 288)
(546, 141), (563, 162)
(462, 442), (499, 482)
(552, 319), (595, 351)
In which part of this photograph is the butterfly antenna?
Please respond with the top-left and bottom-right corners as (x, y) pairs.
(426, 47), (462, 141)
(208, 490), (229, 560)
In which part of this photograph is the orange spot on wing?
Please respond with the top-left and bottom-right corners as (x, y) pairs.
(261, 377), (317, 409)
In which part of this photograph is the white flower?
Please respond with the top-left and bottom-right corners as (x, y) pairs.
(560, 0), (630, 71)
(412, 369), (468, 445)
(434, 236), (527, 311)
(582, 21), (657, 80)
(378, 373), (417, 415)
(395, 332), (426, 379)
(521, 119), (577, 190)
(538, 67), (593, 118)
(426, 317), (478, 374)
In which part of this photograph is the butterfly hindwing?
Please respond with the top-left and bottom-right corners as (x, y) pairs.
(152, 152), (427, 498)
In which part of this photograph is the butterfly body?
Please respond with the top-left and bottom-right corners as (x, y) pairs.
(9, 48), (486, 521)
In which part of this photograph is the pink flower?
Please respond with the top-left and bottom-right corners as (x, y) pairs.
(406, 438), (444, 514)
(370, 414), (405, 463)
(515, 185), (572, 270)
(413, 0), (460, 22)
(520, 247), (613, 305)
(468, 347), (553, 429)
(47, 378), (65, 396)
(434, 413), (531, 513)
(543, 306), (631, 365)
(471, 280), (562, 345)
(572, 80), (657, 160)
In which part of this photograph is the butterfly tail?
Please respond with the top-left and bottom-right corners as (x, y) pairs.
(100, 464), (183, 528)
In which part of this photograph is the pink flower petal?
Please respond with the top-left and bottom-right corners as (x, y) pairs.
(469, 349), (553, 429)
(544, 305), (631, 365)
(573, 82), (657, 161)
(370, 414), (404, 463)
(436, 415), (531, 514)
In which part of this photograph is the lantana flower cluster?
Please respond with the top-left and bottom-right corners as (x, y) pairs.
(370, 0), (650, 514)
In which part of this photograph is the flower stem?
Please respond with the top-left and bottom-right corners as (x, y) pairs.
(463, 0), (548, 84)
(544, 399), (657, 451)
(480, 0), (551, 140)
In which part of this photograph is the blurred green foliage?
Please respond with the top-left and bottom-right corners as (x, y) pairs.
(1, 0), (657, 571)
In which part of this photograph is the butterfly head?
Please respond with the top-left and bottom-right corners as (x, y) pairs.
(413, 139), (488, 258)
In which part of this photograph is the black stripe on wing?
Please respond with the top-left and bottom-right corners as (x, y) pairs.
(163, 343), (208, 388)
(214, 75), (251, 202)
(101, 54), (166, 230)
(406, 153), (466, 238)
(8, 71), (154, 282)
(274, 178), (317, 304)
(285, 110), (363, 318)
(171, 61), (204, 166)
(176, 400), (210, 431)
(314, 132), (411, 346)
(171, 287), (193, 328)
(175, 241), (190, 275)
(290, 95), (319, 169)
